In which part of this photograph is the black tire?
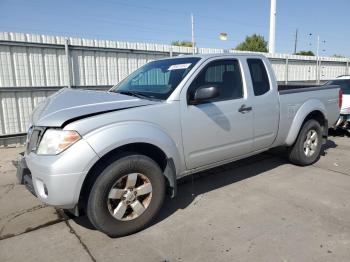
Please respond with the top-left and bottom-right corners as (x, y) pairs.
(86, 154), (165, 237)
(288, 119), (323, 166)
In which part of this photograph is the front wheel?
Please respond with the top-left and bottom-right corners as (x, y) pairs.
(86, 154), (165, 237)
(288, 119), (323, 166)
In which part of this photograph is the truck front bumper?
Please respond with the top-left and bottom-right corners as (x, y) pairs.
(16, 152), (36, 196)
(16, 139), (99, 209)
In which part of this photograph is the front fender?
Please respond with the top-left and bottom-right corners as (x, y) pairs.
(285, 99), (326, 146)
(83, 121), (182, 175)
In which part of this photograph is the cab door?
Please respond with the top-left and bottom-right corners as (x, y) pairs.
(246, 58), (279, 150)
(180, 58), (254, 169)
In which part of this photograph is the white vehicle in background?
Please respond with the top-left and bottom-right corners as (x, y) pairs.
(326, 76), (350, 129)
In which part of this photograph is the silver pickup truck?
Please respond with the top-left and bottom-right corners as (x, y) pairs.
(16, 53), (341, 237)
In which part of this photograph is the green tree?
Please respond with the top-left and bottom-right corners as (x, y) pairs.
(295, 50), (315, 56)
(235, 34), (268, 52)
(171, 40), (193, 47)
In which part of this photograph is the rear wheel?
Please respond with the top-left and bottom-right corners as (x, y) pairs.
(86, 154), (165, 237)
(288, 119), (322, 166)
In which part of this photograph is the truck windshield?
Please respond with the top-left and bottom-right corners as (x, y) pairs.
(326, 80), (350, 94)
(110, 57), (201, 100)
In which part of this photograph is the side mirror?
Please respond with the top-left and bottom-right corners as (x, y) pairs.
(189, 85), (219, 105)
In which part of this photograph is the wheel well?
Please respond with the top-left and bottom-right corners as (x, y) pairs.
(78, 143), (168, 211)
(303, 110), (326, 127)
(300, 110), (328, 140)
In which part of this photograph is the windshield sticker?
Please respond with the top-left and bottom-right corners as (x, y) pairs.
(168, 63), (192, 70)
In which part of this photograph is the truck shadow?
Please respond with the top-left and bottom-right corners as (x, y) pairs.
(320, 139), (337, 156)
(329, 128), (350, 138)
(151, 153), (284, 227)
(72, 138), (338, 232)
(151, 139), (338, 227)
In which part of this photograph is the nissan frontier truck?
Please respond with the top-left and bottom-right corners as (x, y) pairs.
(17, 53), (341, 237)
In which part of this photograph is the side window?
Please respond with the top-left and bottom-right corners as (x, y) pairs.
(247, 59), (270, 96)
(188, 59), (243, 102)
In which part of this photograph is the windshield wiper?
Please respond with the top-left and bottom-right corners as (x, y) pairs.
(116, 91), (149, 99)
(116, 90), (162, 101)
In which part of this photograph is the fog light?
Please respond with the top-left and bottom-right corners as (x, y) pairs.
(35, 179), (48, 198)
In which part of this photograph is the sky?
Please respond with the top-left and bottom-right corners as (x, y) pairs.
(0, 0), (349, 57)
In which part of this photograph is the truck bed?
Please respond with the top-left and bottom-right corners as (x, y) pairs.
(272, 84), (340, 147)
(278, 84), (338, 94)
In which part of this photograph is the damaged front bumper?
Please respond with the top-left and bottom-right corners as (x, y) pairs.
(16, 152), (36, 197)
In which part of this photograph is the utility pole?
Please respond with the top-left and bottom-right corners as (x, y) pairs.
(293, 29), (298, 54)
(191, 13), (196, 54)
(269, 0), (276, 54)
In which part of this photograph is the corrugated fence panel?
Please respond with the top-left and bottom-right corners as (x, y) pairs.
(128, 53), (138, 75)
(117, 53), (129, 81)
(32, 91), (48, 108)
(12, 46), (30, 86)
(270, 59), (286, 82)
(96, 52), (108, 85)
(2, 92), (20, 134)
(107, 52), (118, 85)
(43, 48), (59, 86)
(320, 61), (347, 81)
(72, 50), (85, 86)
(57, 49), (69, 86)
(288, 60), (317, 81)
(17, 91), (33, 132)
(84, 51), (96, 86)
(28, 47), (45, 86)
(0, 46), (14, 87)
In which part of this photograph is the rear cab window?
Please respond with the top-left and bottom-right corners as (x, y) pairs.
(247, 59), (270, 96)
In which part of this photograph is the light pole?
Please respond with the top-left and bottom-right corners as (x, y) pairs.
(269, 0), (277, 54)
(191, 13), (196, 54)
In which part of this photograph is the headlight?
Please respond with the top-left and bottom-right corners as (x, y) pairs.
(37, 129), (81, 155)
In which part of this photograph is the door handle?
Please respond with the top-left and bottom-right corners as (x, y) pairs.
(238, 104), (252, 113)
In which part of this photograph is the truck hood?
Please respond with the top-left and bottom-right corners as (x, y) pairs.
(31, 88), (157, 127)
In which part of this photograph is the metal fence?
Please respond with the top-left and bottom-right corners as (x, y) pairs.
(0, 32), (349, 143)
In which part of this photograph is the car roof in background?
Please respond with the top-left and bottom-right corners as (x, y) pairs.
(156, 52), (266, 62)
(336, 75), (350, 80)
